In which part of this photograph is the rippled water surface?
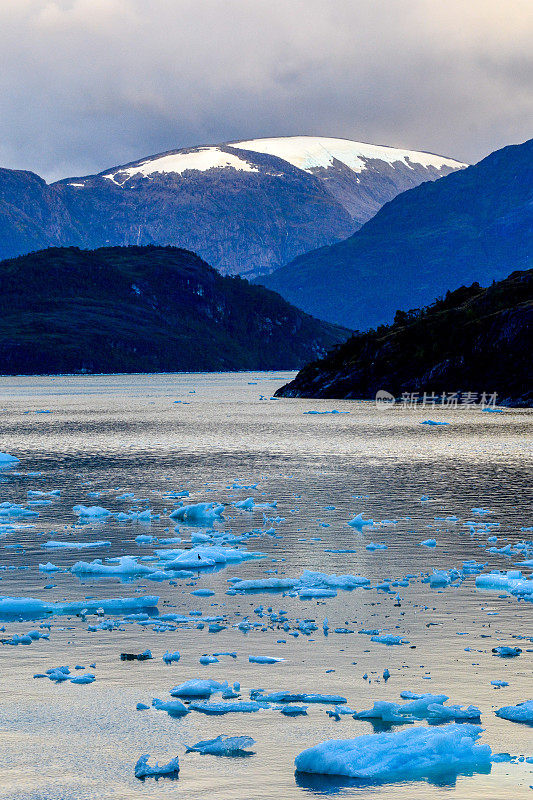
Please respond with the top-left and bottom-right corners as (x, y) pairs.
(0, 372), (531, 799)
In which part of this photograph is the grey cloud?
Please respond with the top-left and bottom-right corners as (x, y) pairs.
(0, 0), (531, 181)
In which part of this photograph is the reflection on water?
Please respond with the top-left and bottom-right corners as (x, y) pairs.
(0, 372), (531, 800)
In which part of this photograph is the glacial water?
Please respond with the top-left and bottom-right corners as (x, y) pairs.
(0, 371), (531, 799)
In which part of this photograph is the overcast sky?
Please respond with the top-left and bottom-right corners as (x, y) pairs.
(0, 0), (531, 181)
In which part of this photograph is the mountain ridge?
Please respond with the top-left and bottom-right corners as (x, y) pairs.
(0, 135), (465, 277)
(258, 138), (532, 328)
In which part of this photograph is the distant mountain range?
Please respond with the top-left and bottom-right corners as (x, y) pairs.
(0, 136), (465, 278)
(0, 246), (349, 375)
(258, 138), (532, 329)
(275, 267), (533, 407)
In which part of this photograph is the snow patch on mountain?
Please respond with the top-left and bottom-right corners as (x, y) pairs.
(104, 146), (258, 184)
(232, 136), (466, 174)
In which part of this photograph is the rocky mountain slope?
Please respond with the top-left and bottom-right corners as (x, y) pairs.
(0, 137), (465, 277)
(275, 268), (533, 407)
(0, 246), (349, 375)
(259, 139), (532, 329)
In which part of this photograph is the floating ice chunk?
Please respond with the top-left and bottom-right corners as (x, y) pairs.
(426, 704), (481, 722)
(134, 754), (180, 779)
(43, 540), (111, 549)
(191, 588), (215, 597)
(495, 700), (533, 725)
(170, 502), (224, 525)
(365, 542), (387, 551)
(28, 490), (60, 497)
(490, 680), (509, 688)
(252, 690), (346, 705)
(280, 705), (308, 716)
(0, 594), (158, 619)
(348, 513), (373, 529)
(152, 697), (189, 717)
(72, 505), (113, 518)
(420, 420), (450, 426)
(370, 634), (408, 646)
(248, 655), (284, 664)
(492, 646), (522, 657)
(39, 562), (61, 572)
(163, 651), (180, 664)
(189, 700), (268, 714)
(170, 679), (228, 699)
(0, 452), (19, 466)
(420, 539), (437, 548)
(234, 497), (277, 511)
(476, 570), (533, 601)
(294, 724), (491, 781)
(186, 735), (255, 755)
(200, 655), (220, 665)
(71, 556), (155, 576)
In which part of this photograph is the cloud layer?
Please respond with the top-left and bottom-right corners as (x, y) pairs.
(1, 0), (531, 181)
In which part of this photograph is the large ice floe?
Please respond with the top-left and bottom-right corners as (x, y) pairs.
(228, 569), (369, 597)
(352, 693), (481, 724)
(169, 502), (224, 525)
(294, 724), (492, 783)
(495, 700), (533, 725)
(0, 595), (158, 620)
(0, 451), (19, 466)
(475, 570), (533, 602)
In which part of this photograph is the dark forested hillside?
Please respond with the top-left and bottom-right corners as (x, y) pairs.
(0, 246), (349, 374)
(275, 268), (533, 407)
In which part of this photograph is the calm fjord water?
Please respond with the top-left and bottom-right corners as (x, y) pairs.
(0, 372), (531, 799)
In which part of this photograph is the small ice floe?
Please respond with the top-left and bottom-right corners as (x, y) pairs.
(134, 754), (180, 780)
(303, 410), (349, 415)
(420, 539), (437, 548)
(229, 569), (369, 596)
(248, 655), (284, 664)
(492, 646), (522, 658)
(234, 498), (277, 511)
(28, 490), (60, 498)
(72, 505), (113, 518)
(189, 701), (268, 715)
(280, 705), (308, 716)
(170, 502), (224, 525)
(348, 513), (374, 529)
(490, 680), (509, 688)
(152, 697), (189, 717)
(0, 594), (158, 619)
(0, 452), (19, 467)
(365, 542), (388, 551)
(251, 690), (347, 705)
(294, 724), (491, 782)
(186, 735), (255, 756)
(43, 540), (111, 549)
(38, 562), (61, 572)
(0, 504), (39, 518)
(163, 650), (180, 664)
(495, 700), (533, 725)
(476, 570), (533, 602)
(71, 556), (156, 577)
(34, 666), (95, 684)
(191, 589), (215, 597)
(117, 510), (158, 523)
(200, 655), (219, 665)
(370, 634), (408, 646)
(420, 420), (450, 426)
(170, 679), (228, 699)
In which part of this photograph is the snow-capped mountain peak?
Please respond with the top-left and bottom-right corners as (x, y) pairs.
(231, 135), (467, 174)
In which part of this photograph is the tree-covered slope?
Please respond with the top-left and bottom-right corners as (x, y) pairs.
(275, 268), (533, 407)
(0, 246), (349, 375)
